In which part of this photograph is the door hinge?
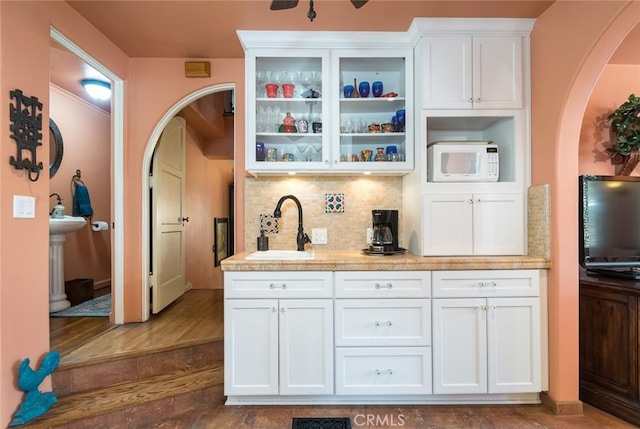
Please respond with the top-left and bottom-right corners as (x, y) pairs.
(149, 273), (155, 288)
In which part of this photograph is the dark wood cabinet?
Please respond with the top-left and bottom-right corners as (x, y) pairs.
(580, 271), (640, 425)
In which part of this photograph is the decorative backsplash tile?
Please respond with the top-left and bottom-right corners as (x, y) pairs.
(527, 184), (551, 259)
(325, 193), (345, 213)
(244, 177), (403, 251)
(259, 214), (278, 234)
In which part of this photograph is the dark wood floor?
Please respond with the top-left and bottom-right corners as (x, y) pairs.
(50, 289), (637, 428)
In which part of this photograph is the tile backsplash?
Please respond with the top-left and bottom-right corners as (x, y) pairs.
(244, 177), (403, 251)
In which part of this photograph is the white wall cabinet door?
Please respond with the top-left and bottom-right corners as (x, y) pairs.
(472, 192), (524, 255)
(423, 192), (523, 256)
(487, 297), (541, 393)
(224, 299), (279, 396)
(472, 36), (523, 109)
(421, 36), (472, 109)
(279, 299), (334, 395)
(433, 297), (541, 394)
(422, 193), (474, 256)
(422, 35), (523, 110)
(432, 298), (487, 394)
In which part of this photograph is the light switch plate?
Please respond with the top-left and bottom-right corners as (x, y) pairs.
(13, 195), (35, 218)
(366, 228), (373, 244)
(312, 228), (328, 244)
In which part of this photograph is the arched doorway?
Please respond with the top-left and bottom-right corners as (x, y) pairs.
(140, 84), (235, 320)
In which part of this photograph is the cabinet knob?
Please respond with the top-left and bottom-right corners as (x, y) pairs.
(481, 305), (488, 311)
(271, 306), (277, 312)
(476, 98), (481, 102)
(468, 199), (474, 204)
(467, 98), (474, 103)
(475, 199), (481, 204)
(280, 306), (286, 313)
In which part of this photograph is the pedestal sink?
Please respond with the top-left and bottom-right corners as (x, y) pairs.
(49, 216), (87, 313)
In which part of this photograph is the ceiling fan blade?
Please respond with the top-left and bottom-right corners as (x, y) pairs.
(350, 0), (369, 9)
(270, 0), (299, 10)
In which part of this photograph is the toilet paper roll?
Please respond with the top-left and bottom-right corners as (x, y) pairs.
(91, 221), (109, 232)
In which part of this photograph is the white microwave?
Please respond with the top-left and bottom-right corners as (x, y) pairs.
(427, 141), (499, 182)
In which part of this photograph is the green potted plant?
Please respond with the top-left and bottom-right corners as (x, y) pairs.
(607, 93), (640, 175)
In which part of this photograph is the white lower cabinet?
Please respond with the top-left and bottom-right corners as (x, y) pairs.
(334, 271), (433, 396)
(432, 270), (542, 395)
(224, 271), (334, 397)
(224, 269), (545, 403)
(225, 298), (333, 396)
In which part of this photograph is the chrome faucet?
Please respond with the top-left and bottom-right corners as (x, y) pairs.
(273, 195), (311, 251)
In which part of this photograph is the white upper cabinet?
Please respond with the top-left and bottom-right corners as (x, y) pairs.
(421, 35), (523, 109)
(411, 18), (533, 110)
(330, 49), (414, 174)
(237, 30), (414, 176)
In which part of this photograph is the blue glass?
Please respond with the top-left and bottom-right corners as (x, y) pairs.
(358, 81), (370, 98)
(372, 81), (383, 97)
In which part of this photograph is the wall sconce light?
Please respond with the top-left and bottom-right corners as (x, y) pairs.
(80, 79), (111, 101)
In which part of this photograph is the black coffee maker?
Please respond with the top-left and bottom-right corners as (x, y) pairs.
(369, 209), (401, 254)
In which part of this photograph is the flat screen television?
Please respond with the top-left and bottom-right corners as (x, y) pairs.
(580, 175), (640, 279)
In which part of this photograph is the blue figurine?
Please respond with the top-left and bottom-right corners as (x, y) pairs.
(10, 350), (60, 426)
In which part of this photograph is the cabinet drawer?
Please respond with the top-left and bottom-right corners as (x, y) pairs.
(335, 347), (432, 395)
(335, 299), (430, 347)
(432, 270), (540, 298)
(224, 271), (332, 298)
(335, 271), (431, 298)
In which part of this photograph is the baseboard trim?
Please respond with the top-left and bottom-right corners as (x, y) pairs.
(540, 392), (583, 415)
(94, 279), (111, 290)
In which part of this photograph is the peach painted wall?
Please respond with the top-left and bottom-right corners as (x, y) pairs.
(531, 0), (639, 404)
(579, 65), (640, 176)
(185, 126), (234, 290)
(50, 86), (112, 288)
(0, 2), (129, 425)
(1, 0), (638, 424)
(0, 4), (53, 426)
(124, 58), (245, 321)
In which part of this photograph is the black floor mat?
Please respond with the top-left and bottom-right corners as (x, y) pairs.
(292, 417), (351, 429)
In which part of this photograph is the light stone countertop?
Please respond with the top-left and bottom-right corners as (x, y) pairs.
(221, 250), (550, 271)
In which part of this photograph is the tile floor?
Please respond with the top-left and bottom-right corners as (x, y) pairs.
(143, 395), (638, 429)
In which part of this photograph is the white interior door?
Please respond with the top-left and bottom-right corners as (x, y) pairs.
(151, 116), (187, 313)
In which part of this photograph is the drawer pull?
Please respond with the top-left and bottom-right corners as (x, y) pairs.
(269, 282), (287, 289)
(374, 282), (393, 289)
(478, 281), (497, 288)
(376, 369), (393, 375)
(375, 320), (393, 327)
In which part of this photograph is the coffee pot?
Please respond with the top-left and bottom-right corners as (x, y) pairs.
(369, 209), (400, 254)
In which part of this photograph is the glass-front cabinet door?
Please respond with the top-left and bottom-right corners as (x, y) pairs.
(330, 49), (413, 173)
(246, 49), (330, 173)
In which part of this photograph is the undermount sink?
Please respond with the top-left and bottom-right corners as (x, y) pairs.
(49, 215), (87, 235)
(246, 250), (315, 260)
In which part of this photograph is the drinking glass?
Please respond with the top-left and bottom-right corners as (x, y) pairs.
(256, 70), (266, 97)
(257, 106), (267, 132)
(310, 142), (323, 162)
(295, 142), (310, 162)
(273, 106), (281, 132)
